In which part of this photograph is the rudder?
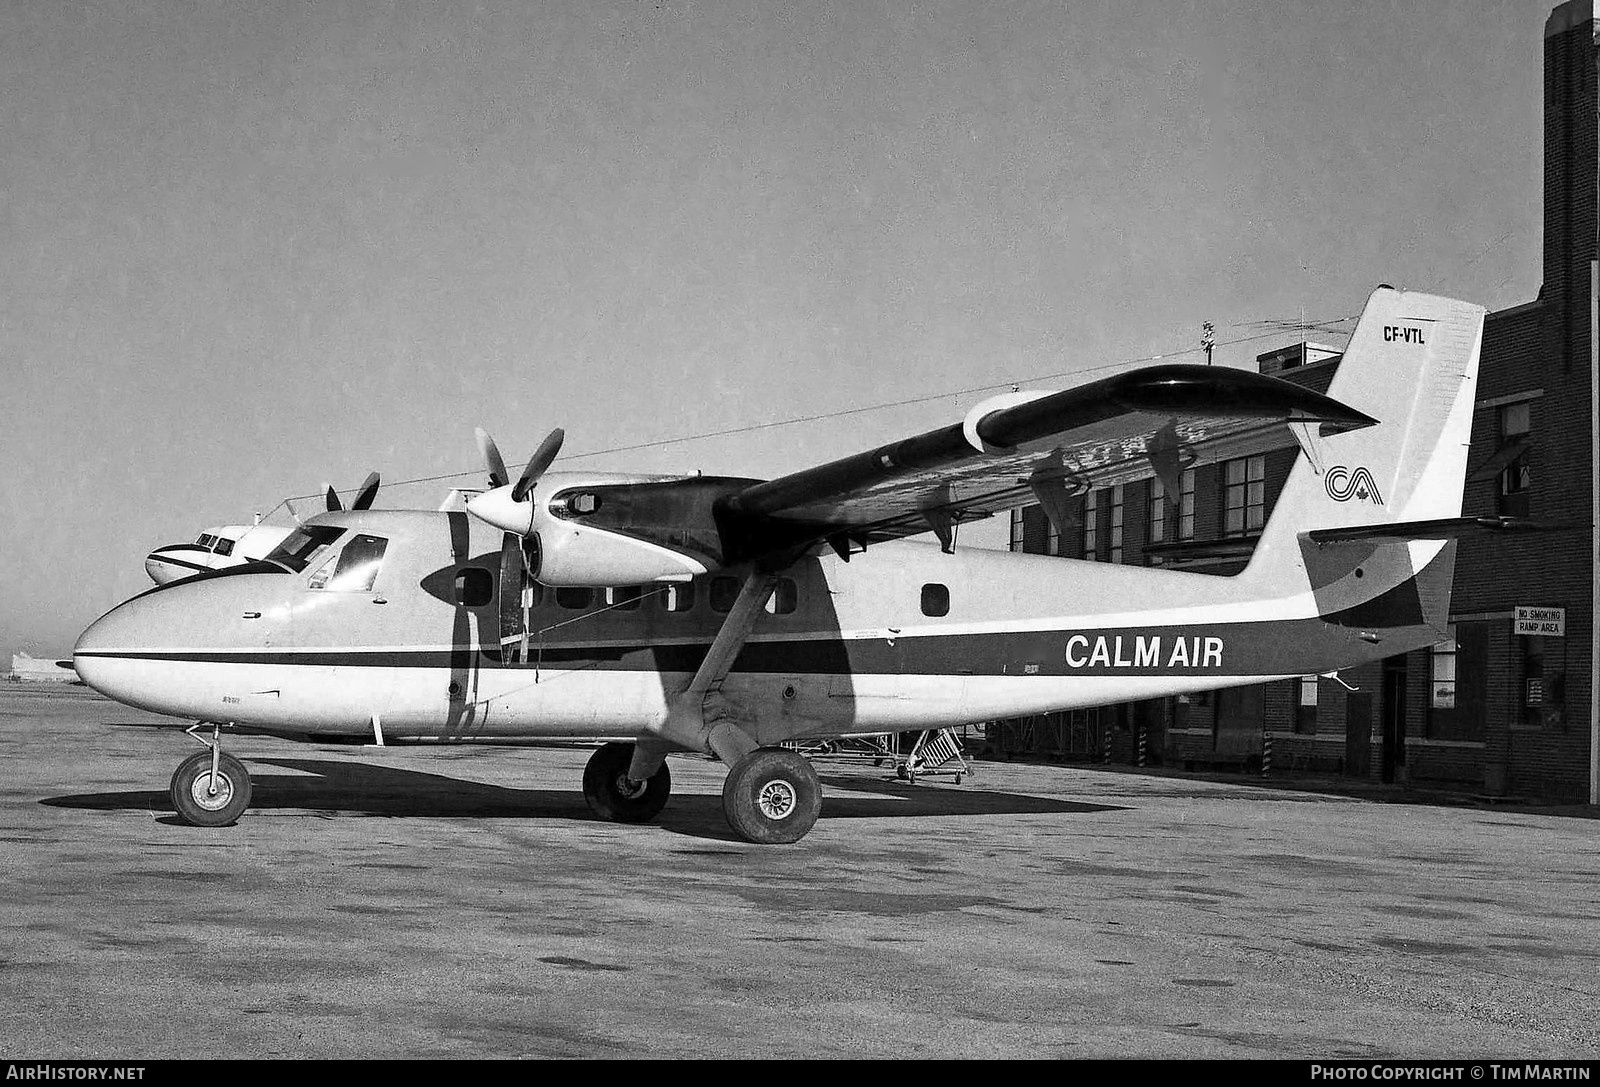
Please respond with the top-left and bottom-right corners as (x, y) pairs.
(1244, 286), (1485, 589)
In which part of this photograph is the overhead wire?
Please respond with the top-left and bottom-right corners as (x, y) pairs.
(297, 312), (1359, 506)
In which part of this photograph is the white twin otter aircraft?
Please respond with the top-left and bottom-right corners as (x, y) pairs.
(76, 286), (1484, 844)
(141, 472), (381, 585)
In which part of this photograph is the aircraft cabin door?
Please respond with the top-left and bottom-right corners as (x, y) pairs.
(296, 531), (398, 735)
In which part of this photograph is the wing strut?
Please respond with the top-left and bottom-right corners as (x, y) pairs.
(1028, 462), (1085, 541)
(633, 567), (781, 778)
(1142, 422), (1193, 497)
(920, 483), (958, 553)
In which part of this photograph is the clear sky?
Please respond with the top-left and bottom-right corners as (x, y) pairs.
(1, 0), (1548, 658)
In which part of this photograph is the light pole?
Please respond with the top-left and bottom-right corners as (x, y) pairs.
(1590, 260), (1598, 806)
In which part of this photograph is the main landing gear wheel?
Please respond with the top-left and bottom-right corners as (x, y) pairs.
(722, 747), (822, 845)
(582, 742), (672, 824)
(170, 751), (252, 827)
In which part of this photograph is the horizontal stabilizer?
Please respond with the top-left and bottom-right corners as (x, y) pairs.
(1304, 516), (1543, 545)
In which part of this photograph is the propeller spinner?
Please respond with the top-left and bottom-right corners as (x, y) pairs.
(467, 429), (564, 535)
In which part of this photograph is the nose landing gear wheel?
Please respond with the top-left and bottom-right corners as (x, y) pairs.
(582, 742), (672, 823)
(722, 748), (821, 845)
(170, 751), (252, 827)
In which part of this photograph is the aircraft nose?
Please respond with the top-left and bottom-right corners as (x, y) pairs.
(73, 596), (153, 706)
(144, 552), (177, 585)
(466, 485), (534, 535)
(73, 582), (207, 713)
(144, 545), (202, 585)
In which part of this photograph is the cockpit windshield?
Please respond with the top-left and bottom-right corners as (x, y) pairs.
(262, 525), (345, 572)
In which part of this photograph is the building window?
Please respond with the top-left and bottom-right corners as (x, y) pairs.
(1149, 478), (1167, 544)
(1496, 401), (1532, 518)
(1294, 675), (1318, 734)
(1430, 631), (1457, 710)
(1108, 485), (1124, 563)
(1222, 456), (1265, 537)
(1009, 509), (1025, 552)
(1046, 508), (1061, 557)
(1083, 490), (1100, 561)
(1178, 469), (1196, 540)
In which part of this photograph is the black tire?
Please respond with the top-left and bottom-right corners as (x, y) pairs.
(170, 751), (252, 827)
(722, 748), (822, 845)
(582, 742), (671, 824)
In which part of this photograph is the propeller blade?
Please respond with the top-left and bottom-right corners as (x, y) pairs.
(511, 428), (565, 503)
(476, 427), (510, 489)
(324, 484), (342, 512)
(351, 471), (381, 511)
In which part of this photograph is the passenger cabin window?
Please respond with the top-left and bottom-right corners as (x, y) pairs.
(556, 586), (594, 610)
(710, 576), (741, 613)
(663, 583), (695, 612)
(764, 578), (798, 615)
(309, 534), (387, 593)
(606, 586), (642, 610)
(921, 583), (950, 617)
(454, 567), (493, 608)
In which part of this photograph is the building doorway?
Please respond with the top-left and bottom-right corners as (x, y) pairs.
(1345, 691), (1372, 778)
(1381, 655), (1408, 784)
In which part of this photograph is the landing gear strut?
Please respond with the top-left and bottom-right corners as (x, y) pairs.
(582, 742), (672, 824)
(170, 723), (252, 827)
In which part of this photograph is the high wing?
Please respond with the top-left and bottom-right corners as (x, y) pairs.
(719, 363), (1375, 558)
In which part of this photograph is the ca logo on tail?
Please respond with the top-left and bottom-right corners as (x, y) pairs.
(1326, 465), (1383, 505)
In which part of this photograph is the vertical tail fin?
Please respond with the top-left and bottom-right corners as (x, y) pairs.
(1243, 286), (1485, 586)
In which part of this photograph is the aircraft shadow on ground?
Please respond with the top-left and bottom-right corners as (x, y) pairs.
(40, 755), (1126, 842)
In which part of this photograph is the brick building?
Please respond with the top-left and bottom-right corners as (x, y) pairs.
(995, 0), (1598, 802)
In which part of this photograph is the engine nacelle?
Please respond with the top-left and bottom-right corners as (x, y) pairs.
(961, 389), (1056, 454)
(467, 470), (754, 587)
(534, 523), (707, 586)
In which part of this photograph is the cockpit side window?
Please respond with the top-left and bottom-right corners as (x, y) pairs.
(264, 526), (346, 573)
(213, 538), (234, 557)
(311, 534), (388, 593)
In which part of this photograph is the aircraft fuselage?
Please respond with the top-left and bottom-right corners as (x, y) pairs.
(78, 507), (1451, 747)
